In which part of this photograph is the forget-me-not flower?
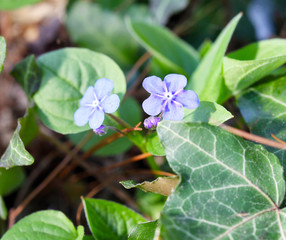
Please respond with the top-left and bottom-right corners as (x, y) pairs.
(142, 74), (199, 121)
(74, 78), (120, 130)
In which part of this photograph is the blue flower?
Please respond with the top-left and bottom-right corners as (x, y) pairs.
(74, 78), (120, 130)
(142, 74), (199, 120)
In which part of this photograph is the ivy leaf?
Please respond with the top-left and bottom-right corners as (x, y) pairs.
(12, 55), (41, 97)
(83, 198), (145, 240)
(33, 48), (126, 134)
(121, 176), (179, 196)
(224, 39), (286, 98)
(0, 196), (7, 220)
(0, 36), (6, 73)
(187, 13), (242, 102)
(0, 120), (34, 169)
(157, 121), (286, 239)
(1, 210), (84, 240)
(128, 21), (199, 76)
(128, 220), (159, 240)
(237, 76), (286, 172)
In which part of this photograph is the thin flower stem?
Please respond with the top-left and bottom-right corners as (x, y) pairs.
(126, 52), (151, 83)
(124, 169), (176, 177)
(100, 152), (153, 172)
(8, 130), (94, 228)
(220, 124), (286, 150)
(107, 113), (130, 128)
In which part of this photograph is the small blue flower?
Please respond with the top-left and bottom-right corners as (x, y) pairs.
(142, 74), (199, 120)
(74, 78), (120, 130)
(144, 116), (160, 130)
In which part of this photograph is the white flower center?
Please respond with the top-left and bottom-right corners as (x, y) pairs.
(91, 98), (99, 108)
(164, 92), (174, 100)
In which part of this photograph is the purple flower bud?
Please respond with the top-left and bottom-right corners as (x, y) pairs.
(144, 116), (161, 130)
(93, 125), (107, 136)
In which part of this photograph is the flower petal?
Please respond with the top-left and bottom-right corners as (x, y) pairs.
(94, 78), (114, 100)
(88, 109), (105, 129)
(142, 76), (165, 95)
(74, 106), (92, 126)
(142, 95), (164, 116)
(175, 90), (199, 109)
(164, 74), (187, 94)
(101, 94), (120, 113)
(80, 86), (95, 106)
(162, 101), (184, 120)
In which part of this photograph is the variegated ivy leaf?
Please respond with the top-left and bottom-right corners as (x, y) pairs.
(157, 121), (286, 239)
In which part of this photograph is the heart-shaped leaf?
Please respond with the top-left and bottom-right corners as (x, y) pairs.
(157, 121), (285, 239)
(1, 210), (84, 240)
(33, 48), (126, 134)
(83, 198), (145, 240)
(128, 220), (159, 240)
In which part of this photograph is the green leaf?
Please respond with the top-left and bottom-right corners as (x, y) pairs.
(0, 196), (7, 220)
(83, 198), (146, 240)
(0, 167), (25, 196)
(33, 48), (126, 134)
(198, 39), (212, 58)
(157, 121), (286, 239)
(12, 55), (41, 97)
(128, 221), (159, 240)
(0, 120), (34, 169)
(0, 0), (41, 10)
(146, 132), (165, 156)
(128, 21), (199, 76)
(187, 13), (242, 102)
(69, 97), (140, 156)
(184, 101), (233, 125)
(237, 76), (286, 172)
(136, 191), (166, 220)
(66, 1), (138, 67)
(19, 108), (38, 146)
(224, 39), (286, 96)
(0, 36), (6, 73)
(121, 176), (179, 196)
(83, 236), (95, 240)
(150, 0), (188, 25)
(1, 210), (83, 240)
